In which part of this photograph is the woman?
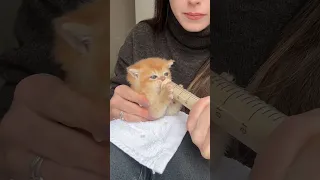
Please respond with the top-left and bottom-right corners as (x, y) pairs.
(0, 0), (211, 179)
(110, 0), (211, 179)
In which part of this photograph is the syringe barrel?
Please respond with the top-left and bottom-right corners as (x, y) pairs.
(211, 71), (287, 153)
(163, 80), (200, 110)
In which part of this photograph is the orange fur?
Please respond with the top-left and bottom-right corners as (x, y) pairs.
(127, 57), (183, 119)
(53, 0), (110, 100)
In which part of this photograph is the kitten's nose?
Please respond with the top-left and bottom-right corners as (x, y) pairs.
(159, 76), (166, 81)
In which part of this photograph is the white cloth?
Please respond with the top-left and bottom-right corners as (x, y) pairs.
(110, 111), (252, 178)
(110, 111), (188, 174)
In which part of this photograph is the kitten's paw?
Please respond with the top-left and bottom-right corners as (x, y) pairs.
(169, 84), (182, 103)
(161, 80), (173, 96)
(166, 83), (174, 100)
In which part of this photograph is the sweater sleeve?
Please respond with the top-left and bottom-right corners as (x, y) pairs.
(109, 28), (136, 99)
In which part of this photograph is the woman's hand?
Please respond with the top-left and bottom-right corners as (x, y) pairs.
(0, 74), (109, 180)
(187, 96), (210, 159)
(110, 85), (153, 122)
(250, 108), (320, 180)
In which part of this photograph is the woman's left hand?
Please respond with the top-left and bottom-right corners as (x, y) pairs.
(187, 96), (210, 159)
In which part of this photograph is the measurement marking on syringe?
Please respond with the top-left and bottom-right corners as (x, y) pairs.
(225, 87), (234, 92)
(236, 93), (245, 99)
(185, 96), (191, 105)
(212, 80), (223, 86)
(223, 90), (243, 104)
(246, 98), (259, 105)
(221, 84), (232, 91)
(252, 102), (263, 108)
(268, 112), (278, 118)
(216, 81), (228, 88)
(240, 96), (251, 102)
(248, 106), (267, 122)
(177, 90), (184, 100)
(226, 87), (237, 93)
(261, 109), (271, 115)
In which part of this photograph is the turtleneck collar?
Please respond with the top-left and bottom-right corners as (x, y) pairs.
(167, 9), (210, 49)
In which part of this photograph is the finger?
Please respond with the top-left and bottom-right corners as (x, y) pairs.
(283, 134), (320, 180)
(187, 96), (210, 132)
(250, 116), (312, 180)
(5, 148), (106, 180)
(200, 129), (210, 160)
(110, 108), (148, 122)
(111, 94), (150, 120)
(14, 74), (109, 140)
(1, 104), (108, 177)
(190, 105), (210, 147)
(251, 108), (320, 180)
(114, 85), (149, 107)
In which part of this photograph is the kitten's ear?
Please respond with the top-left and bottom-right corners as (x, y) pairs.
(167, 60), (175, 68)
(54, 18), (93, 54)
(127, 67), (140, 79)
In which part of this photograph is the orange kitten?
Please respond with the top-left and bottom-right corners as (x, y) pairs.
(127, 57), (183, 119)
(53, 0), (109, 100)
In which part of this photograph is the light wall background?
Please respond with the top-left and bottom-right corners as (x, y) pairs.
(110, 0), (155, 77)
(135, 0), (155, 24)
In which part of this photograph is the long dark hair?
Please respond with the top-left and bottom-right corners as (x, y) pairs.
(247, 0), (320, 116)
(142, 0), (169, 33)
(228, 0), (320, 168)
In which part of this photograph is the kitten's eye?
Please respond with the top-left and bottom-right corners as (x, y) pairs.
(164, 72), (169, 76)
(150, 75), (158, 79)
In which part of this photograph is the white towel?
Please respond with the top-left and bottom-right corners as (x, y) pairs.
(110, 111), (252, 178)
(110, 111), (188, 174)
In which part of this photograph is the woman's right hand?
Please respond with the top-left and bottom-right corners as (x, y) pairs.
(110, 85), (153, 122)
(250, 108), (320, 180)
(0, 74), (109, 180)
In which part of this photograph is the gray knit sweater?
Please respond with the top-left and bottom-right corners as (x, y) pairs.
(110, 10), (210, 98)
(212, 0), (307, 87)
